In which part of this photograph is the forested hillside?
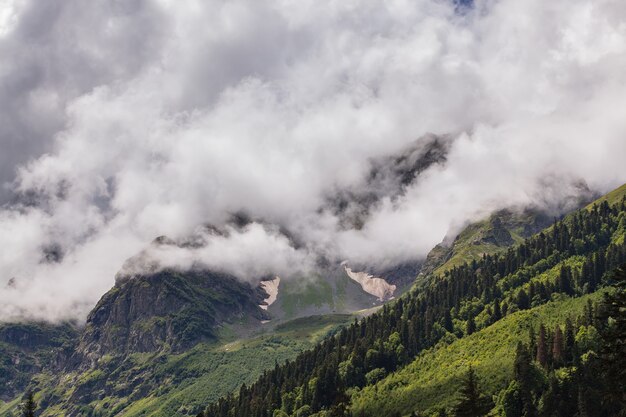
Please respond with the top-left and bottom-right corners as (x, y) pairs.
(202, 188), (626, 417)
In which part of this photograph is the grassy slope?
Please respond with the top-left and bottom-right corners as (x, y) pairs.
(272, 271), (375, 320)
(586, 182), (626, 209)
(350, 292), (602, 417)
(432, 182), (626, 277)
(349, 183), (626, 417)
(0, 322), (77, 409)
(24, 314), (352, 417)
(350, 183), (626, 416)
(431, 220), (514, 276)
(4, 184), (624, 417)
(431, 213), (539, 277)
(0, 276), (368, 417)
(277, 278), (337, 318)
(123, 314), (351, 417)
(0, 398), (20, 416)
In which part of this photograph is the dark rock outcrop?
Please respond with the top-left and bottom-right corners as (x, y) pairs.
(329, 134), (452, 230)
(477, 217), (514, 247)
(0, 322), (78, 401)
(75, 269), (269, 366)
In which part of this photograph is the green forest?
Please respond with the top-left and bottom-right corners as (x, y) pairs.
(200, 197), (626, 417)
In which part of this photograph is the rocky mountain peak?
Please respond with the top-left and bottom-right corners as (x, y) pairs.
(75, 269), (269, 367)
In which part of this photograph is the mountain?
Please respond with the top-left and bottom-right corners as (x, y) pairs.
(1, 183), (623, 417)
(77, 270), (269, 361)
(266, 265), (402, 321)
(0, 269), (354, 416)
(419, 208), (555, 278)
(586, 182), (626, 208)
(419, 183), (596, 280)
(329, 134), (451, 231)
(0, 322), (77, 401)
(199, 182), (626, 417)
(350, 291), (603, 416)
(33, 314), (352, 417)
(0, 192), (425, 414)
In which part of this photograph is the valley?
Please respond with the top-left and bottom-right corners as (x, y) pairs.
(1, 183), (624, 416)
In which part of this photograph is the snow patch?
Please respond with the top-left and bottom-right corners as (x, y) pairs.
(259, 276), (280, 310)
(344, 266), (396, 301)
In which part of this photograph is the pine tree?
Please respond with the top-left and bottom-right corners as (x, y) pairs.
(444, 309), (454, 332)
(552, 326), (564, 367)
(20, 391), (36, 417)
(538, 374), (559, 417)
(513, 343), (536, 417)
(492, 299), (502, 322)
(577, 386), (590, 417)
(583, 299), (594, 326)
(563, 318), (576, 365)
(558, 265), (574, 295)
(597, 264), (626, 412)
(527, 326), (536, 360)
(453, 367), (491, 417)
(536, 325), (548, 369)
(517, 289), (530, 310)
(466, 315), (476, 336)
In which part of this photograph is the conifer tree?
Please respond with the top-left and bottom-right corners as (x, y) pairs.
(444, 310), (454, 332)
(536, 325), (548, 368)
(20, 391), (36, 417)
(539, 374), (559, 417)
(527, 326), (536, 360)
(453, 367), (491, 417)
(513, 343), (536, 417)
(517, 289), (530, 310)
(558, 265), (574, 295)
(552, 326), (564, 366)
(492, 299), (502, 322)
(563, 318), (576, 365)
(597, 264), (626, 412)
(466, 315), (476, 335)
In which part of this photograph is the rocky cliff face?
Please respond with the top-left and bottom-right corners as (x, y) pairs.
(374, 260), (423, 289)
(0, 322), (77, 401)
(75, 269), (269, 367)
(329, 134), (452, 230)
(0, 269), (273, 413)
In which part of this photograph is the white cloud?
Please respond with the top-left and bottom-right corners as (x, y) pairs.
(0, 0), (625, 321)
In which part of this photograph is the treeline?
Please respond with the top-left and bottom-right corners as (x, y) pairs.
(202, 198), (626, 417)
(449, 266), (625, 417)
(495, 267), (625, 417)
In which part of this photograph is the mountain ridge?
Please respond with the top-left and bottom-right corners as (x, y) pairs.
(200, 182), (626, 417)
(1, 182), (624, 416)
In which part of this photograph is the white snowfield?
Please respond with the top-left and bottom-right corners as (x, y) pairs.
(344, 266), (396, 301)
(259, 276), (280, 310)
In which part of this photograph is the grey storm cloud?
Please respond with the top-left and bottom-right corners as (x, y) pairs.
(0, 0), (625, 322)
(0, 0), (169, 201)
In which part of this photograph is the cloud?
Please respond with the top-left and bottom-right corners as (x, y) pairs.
(0, 0), (625, 321)
(118, 223), (316, 282)
(0, 0), (167, 201)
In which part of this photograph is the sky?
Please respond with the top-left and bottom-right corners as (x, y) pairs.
(0, 0), (625, 322)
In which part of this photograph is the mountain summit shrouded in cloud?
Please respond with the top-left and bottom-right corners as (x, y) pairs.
(0, 0), (625, 322)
